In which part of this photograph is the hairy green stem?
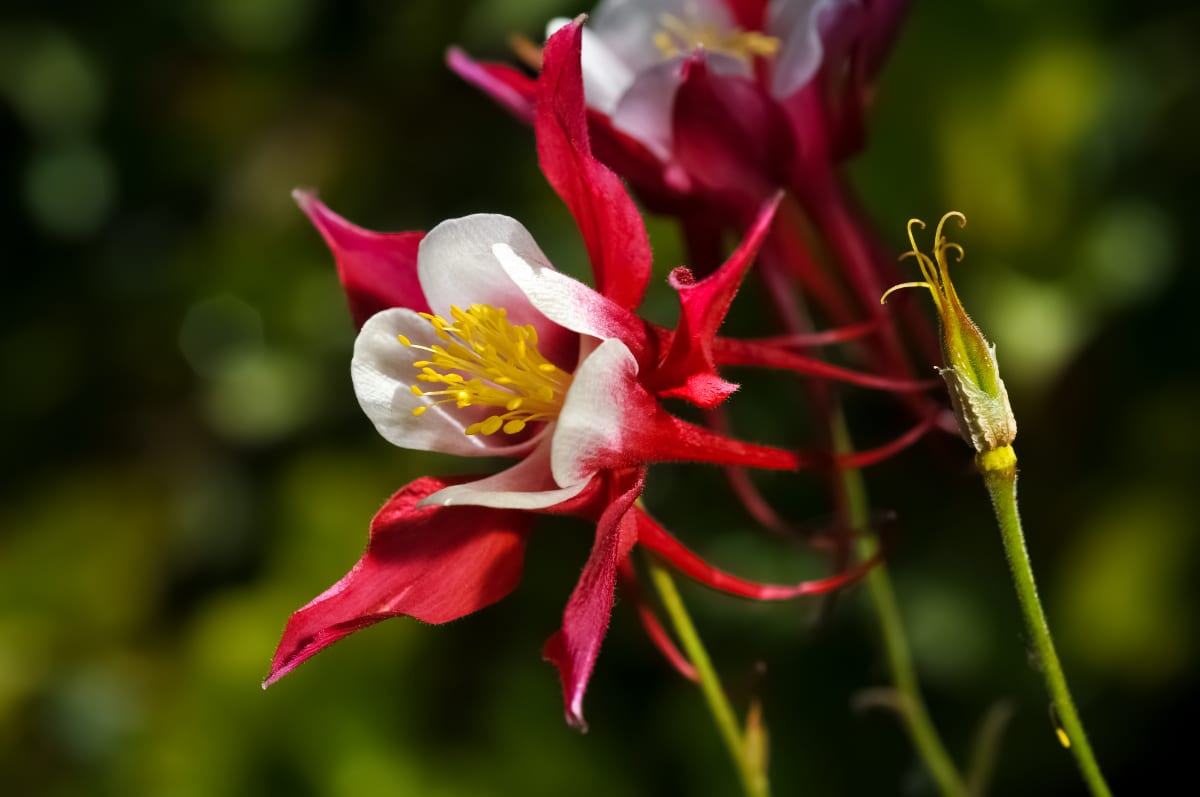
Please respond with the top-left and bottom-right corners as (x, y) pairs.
(832, 414), (969, 797)
(646, 555), (770, 797)
(983, 466), (1112, 797)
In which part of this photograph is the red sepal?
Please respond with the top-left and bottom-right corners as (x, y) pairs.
(544, 468), (645, 730)
(537, 20), (653, 311)
(651, 193), (782, 406)
(293, 190), (428, 329)
(445, 48), (536, 124)
(264, 476), (531, 688)
(635, 508), (879, 600)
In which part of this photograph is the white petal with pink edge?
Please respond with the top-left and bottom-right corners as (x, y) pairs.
(491, 242), (646, 347)
(551, 337), (645, 487)
(421, 437), (591, 510)
(352, 308), (540, 458)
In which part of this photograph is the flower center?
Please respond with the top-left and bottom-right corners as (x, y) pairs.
(400, 304), (572, 436)
(653, 13), (780, 62)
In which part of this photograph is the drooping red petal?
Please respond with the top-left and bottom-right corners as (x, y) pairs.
(712, 336), (939, 392)
(672, 54), (793, 206)
(617, 558), (699, 683)
(537, 19), (653, 311)
(264, 476), (531, 688)
(293, 190), (429, 329)
(445, 48), (536, 124)
(651, 193), (781, 406)
(635, 508), (879, 600)
(543, 469), (645, 730)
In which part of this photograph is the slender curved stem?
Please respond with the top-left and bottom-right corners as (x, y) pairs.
(832, 413), (969, 797)
(983, 467), (1112, 797)
(646, 555), (770, 797)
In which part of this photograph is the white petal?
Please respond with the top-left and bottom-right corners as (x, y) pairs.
(421, 435), (590, 510)
(610, 57), (684, 161)
(551, 337), (640, 488)
(590, 0), (735, 71)
(768, 0), (843, 98)
(492, 242), (646, 345)
(417, 214), (576, 367)
(352, 308), (539, 458)
(548, 17), (636, 115)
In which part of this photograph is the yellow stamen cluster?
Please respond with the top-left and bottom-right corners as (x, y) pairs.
(401, 304), (572, 436)
(653, 12), (780, 61)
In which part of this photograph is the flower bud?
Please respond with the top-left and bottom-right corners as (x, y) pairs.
(882, 213), (1017, 467)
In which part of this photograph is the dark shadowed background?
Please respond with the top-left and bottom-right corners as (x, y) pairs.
(2, 1), (1197, 794)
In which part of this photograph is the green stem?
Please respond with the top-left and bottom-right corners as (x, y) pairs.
(646, 555), (770, 797)
(983, 465), (1113, 797)
(832, 413), (969, 797)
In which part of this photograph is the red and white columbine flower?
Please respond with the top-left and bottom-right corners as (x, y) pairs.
(266, 21), (927, 729)
(451, 0), (908, 210)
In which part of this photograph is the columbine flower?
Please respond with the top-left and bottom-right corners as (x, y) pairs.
(881, 212), (1017, 467)
(450, 2), (908, 209)
(266, 21), (922, 729)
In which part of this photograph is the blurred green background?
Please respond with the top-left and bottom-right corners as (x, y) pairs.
(1, 1), (1197, 794)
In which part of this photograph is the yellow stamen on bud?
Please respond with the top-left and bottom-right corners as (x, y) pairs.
(399, 304), (572, 436)
(882, 212), (1017, 463)
(653, 13), (780, 62)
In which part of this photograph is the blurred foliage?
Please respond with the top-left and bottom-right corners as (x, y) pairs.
(1, 0), (1198, 795)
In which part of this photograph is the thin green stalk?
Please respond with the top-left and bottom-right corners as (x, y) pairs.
(832, 413), (969, 797)
(982, 465), (1112, 797)
(646, 555), (770, 797)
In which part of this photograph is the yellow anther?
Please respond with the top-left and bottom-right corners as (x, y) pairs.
(411, 406), (427, 417)
(397, 334), (412, 347)
(1056, 727), (1071, 749)
(653, 12), (780, 62)
(403, 303), (573, 436)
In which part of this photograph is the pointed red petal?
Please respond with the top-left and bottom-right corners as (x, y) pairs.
(635, 508), (879, 600)
(617, 558), (699, 683)
(264, 476), (531, 688)
(706, 406), (792, 537)
(652, 194), (781, 406)
(445, 47), (536, 124)
(537, 20), (653, 311)
(712, 336), (939, 392)
(835, 411), (940, 469)
(753, 320), (878, 348)
(543, 469), (645, 730)
(293, 190), (428, 329)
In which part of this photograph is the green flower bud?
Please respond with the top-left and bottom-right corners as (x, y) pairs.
(882, 213), (1017, 473)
